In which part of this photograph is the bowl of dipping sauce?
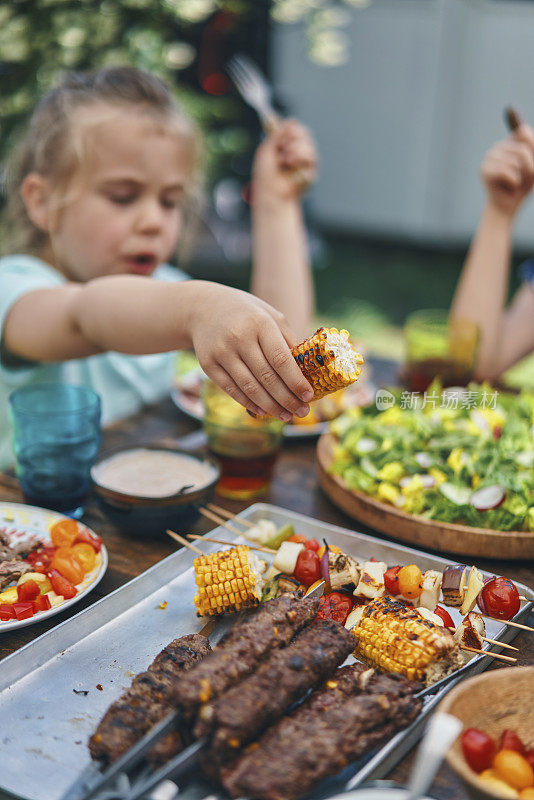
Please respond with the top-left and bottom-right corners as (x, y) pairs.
(91, 446), (220, 536)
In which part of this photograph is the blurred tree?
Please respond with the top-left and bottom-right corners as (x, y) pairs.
(0, 0), (368, 185)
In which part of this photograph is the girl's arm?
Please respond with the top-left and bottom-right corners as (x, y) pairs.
(450, 124), (534, 380)
(250, 119), (316, 340)
(3, 277), (313, 421)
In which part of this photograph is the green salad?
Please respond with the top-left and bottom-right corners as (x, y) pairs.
(329, 382), (534, 532)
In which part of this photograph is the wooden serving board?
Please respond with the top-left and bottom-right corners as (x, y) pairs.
(316, 432), (534, 561)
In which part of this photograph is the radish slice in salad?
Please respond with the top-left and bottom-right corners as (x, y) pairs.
(355, 437), (378, 454)
(399, 474), (436, 489)
(439, 483), (471, 505)
(470, 485), (505, 512)
(414, 452), (433, 469)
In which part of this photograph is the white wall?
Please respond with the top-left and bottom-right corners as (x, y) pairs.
(272, 0), (534, 248)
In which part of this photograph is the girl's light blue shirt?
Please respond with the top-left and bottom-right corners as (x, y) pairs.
(0, 255), (188, 469)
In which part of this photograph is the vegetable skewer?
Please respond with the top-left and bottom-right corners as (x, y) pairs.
(199, 507), (250, 538)
(166, 529), (203, 555)
(187, 534), (275, 555)
(205, 503), (256, 528)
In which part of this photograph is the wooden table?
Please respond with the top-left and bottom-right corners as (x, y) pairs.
(1, 368), (533, 799)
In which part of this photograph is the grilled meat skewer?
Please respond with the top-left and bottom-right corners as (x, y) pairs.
(170, 592), (320, 716)
(221, 671), (423, 800)
(197, 619), (354, 759)
(89, 634), (211, 765)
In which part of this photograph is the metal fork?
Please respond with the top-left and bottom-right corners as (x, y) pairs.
(227, 54), (280, 132)
(227, 55), (313, 189)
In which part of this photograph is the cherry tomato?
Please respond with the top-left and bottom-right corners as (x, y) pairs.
(32, 594), (52, 613)
(461, 728), (496, 773)
(317, 592), (354, 625)
(12, 602), (34, 621)
(48, 568), (77, 600)
(397, 564), (423, 599)
(304, 538), (320, 552)
(74, 529), (102, 552)
(71, 543), (96, 573)
(480, 577), (520, 620)
(526, 750), (534, 771)
(16, 580), (40, 603)
(433, 605), (455, 629)
(294, 549), (321, 587)
(0, 604), (15, 621)
(50, 549), (84, 585)
(50, 519), (80, 548)
(384, 566), (402, 595)
(499, 730), (526, 756)
(493, 749), (534, 791)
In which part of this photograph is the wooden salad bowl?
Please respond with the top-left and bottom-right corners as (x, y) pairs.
(316, 432), (534, 560)
(439, 667), (534, 799)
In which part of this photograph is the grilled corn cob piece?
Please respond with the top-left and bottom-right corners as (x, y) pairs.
(194, 546), (266, 617)
(291, 327), (364, 401)
(350, 596), (463, 686)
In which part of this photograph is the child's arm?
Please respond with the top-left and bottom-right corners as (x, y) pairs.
(450, 123), (534, 379)
(3, 277), (313, 421)
(250, 119), (317, 340)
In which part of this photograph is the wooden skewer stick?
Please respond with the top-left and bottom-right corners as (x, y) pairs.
(199, 507), (250, 538)
(461, 645), (517, 664)
(166, 529), (203, 556)
(187, 534), (275, 555)
(481, 614), (534, 633)
(518, 595), (529, 602)
(446, 627), (519, 651)
(482, 637), (518, 651)
(206, 502), (256, 529)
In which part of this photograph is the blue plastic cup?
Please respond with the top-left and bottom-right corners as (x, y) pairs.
(9, 383), (101, 517)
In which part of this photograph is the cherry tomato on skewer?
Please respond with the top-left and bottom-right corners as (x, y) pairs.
(317, 592), (353, 626)
(293, 549), (321, 587)
(478, 577), (520, 620)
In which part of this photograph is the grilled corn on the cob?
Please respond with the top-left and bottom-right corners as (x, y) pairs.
(291, 328), (364, 401)
(194, 546), (266, 617)
(350, 596), (463, 685)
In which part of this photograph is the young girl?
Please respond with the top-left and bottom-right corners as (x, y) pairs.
(451, 120), (534, 381)
(0, 66), (317, 468)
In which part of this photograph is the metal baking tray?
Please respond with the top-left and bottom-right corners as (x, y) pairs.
(0, 503), (532, 800)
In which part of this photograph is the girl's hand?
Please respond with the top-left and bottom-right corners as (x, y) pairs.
(252, 119), (318, 202)
(481, 124), (534, 217)
(189, 284), (314, 421)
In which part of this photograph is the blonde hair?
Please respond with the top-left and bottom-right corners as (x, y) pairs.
(0, 66), (203, 257)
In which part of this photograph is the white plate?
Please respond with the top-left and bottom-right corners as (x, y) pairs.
(171, 372), (375, 440)
(0, 501), (108, 631)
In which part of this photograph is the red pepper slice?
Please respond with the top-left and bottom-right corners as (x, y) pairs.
(32, 595), (52, 613)
(12, 602), (35, 621)
(0, 604), (16, 621)
(17, 580), (41, 603)
(433, 605), (455, 629)
(384, 565), (402, 596)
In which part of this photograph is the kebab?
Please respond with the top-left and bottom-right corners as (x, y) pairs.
(220, 667), (423, 800)
(77, 591), (320, 800)
(89, 633), (211, 766)
(196, 618), (354, 761)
